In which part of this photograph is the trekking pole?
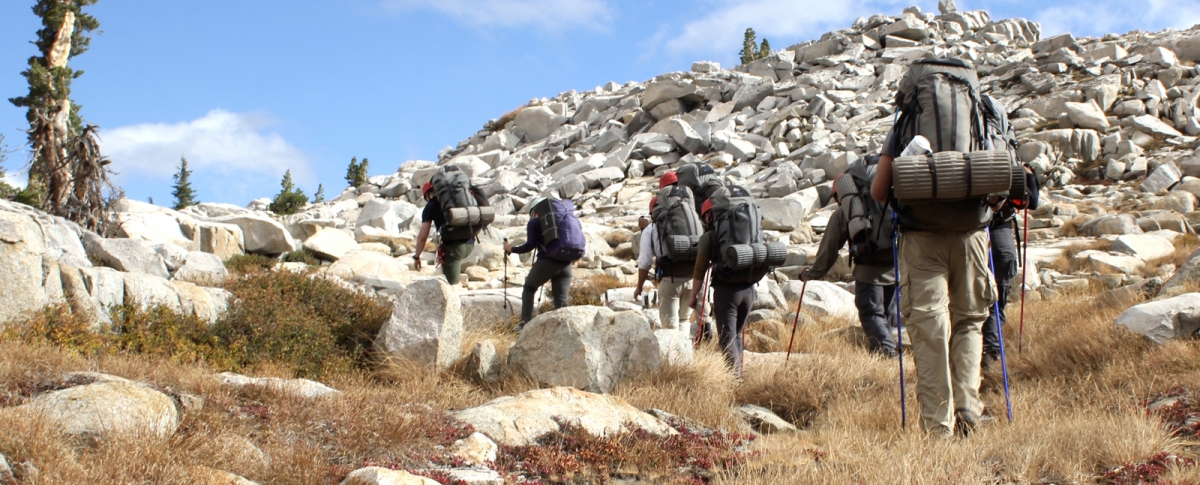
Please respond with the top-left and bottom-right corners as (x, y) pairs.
(502, 238), (513, 318)
(693, 266), (713, 348)
(987, 228), (1015, 424)
(784, 280), (809, 362)
(890, 212), (907, 430)
(1018, 209), (1029, 353)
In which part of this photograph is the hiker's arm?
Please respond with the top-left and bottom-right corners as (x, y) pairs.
(509, 219), (540, 254)
(414, 221), (432, 270)
(634, 269), (650, 299)
(804, 209), (847, 280)
(871, 155), (893, 203)
(688, 233), (712, 309)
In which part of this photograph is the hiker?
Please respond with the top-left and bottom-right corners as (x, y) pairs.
(870, 57), (1008, 437)
(688, 185), (786, 376)
(504, 197), (586, 326)
(801, 157), (897, 358)
(633, 172), (701, 331)
(414, 167), (494, 285)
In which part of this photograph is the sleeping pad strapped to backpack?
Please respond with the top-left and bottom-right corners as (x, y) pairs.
(708, 184), (787, 285)
(530, 198), (586, 262)
(834, 157), (894, 266)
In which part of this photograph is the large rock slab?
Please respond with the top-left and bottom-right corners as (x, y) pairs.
(511, 106), (569, 143)
(453, 387), (676, 446)
(83, 235), (170, 278)
(41, 221), (91, 268)
(218, 372), (341, 399)
(1115, 293), (1200, 344)
(783, 280), (856, 319)
(216, 214), (298, 255)
(15, 375), (178, 439)
(355, 199), (419, 233)
(113, 211), (195, 250)
(303, 228), (359, 261)
(179, 219), (245, 260)
(0, 209), (49, 325)
(759, 198), (807, 232)
(1064, 100), (1110, 131)
(123, 273), (183, 311)
(171, 281), (229, 323)
(507, 306), (662, 393)
(173, 251), (230, 282)
(1076, 250), (1143, 275)
(327, 250), (412, 290)
(1111, 234), (1175, 261)
(1132, 114), (1183, 138)
(339, 467), (440, 485)
(1163, 248), (1200, 294)
(377, 278), (463, 369)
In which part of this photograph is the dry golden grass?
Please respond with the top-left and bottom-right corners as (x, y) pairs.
(1045, 238), (1114, 274)
(3, 272), (1200, 483)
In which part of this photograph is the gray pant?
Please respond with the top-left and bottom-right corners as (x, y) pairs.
(713, 283), (756, 377)
(521, 258), (573, 323)
(855, 281), (897, 354)
(983, 222), (1017, 355)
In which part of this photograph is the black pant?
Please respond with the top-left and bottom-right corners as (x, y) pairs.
(983, 222), (1018, 355)
(855, 281), (897, 354)
(521, 258), (573, 323)
(713, 283), (756, 376)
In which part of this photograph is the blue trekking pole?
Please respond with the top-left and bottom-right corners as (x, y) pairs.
(890, 211), (907, 429)
(986, 228), (1015, 423)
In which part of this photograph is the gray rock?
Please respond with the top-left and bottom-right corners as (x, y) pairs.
(217, 214), (299, 255)
(759, 198), (807, 231)
(377, 278), (463, 369)
(738, 404), (797, 434)
(1142, 162), (1182, 193)
(304, 228), (360, 261)
(123, 273), (182, 311)
(1132, 114), (1184, 138)
(511, 106), (569, 143)
(465, 341), (501, 384)
(338, 467), (440, 485)
(0, 210), (50, 326)
(179, 220), (245, 260)
(218, 372), (341, 399)
(782, 280), (856, 319)
(41, 221), (91, 268)
(1064, 100), (1110, 131)
(173, 251), (229, 282)
(692, 61), (720, 72)
(1115, 293), (1200, 344)
(83, 234), (170, 278)
(1111, 234), (1176, 261)
(355, 199), (420, 234)
(937, 0), (956, 14)
(732, 81), (775, 112)
(453, 387), (676, 446)
(13, 375), (178, 439)
(659, 118), (708, 154)
(508, 306), (662, 393)
(642, 80), (697, 110)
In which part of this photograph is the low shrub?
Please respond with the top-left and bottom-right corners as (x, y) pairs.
(282, 248), (320, 266)
(225, 254), (276, 274)
(569, 273), (625, 307)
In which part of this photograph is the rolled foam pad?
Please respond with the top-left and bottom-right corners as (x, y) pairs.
(893, 150), (1011, 202)
(834, 174), (858, 202)
(668, 235), (699, 259)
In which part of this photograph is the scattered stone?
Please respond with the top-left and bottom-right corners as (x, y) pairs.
(1115, 293), (1200, 344)
(453, 387), (676, 446)
(339, 467), (440, 485)
(13, 375), (178, 440)
(738, 404), (798, 434)
(217, 372), (341, 399)
(377, 278), (463, 369)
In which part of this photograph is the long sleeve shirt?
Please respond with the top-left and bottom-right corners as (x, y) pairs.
(510, 218), (544, 258)
(808, 205), (895, 286)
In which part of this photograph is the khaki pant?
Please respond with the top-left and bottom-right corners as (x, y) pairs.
(658, 277), (693, 330)
(899, 230), (996, 435)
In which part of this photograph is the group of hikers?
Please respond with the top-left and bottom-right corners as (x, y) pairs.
(410, 57), (1041, 437)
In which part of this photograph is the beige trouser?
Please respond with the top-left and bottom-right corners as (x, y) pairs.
(899, 229), (996, 435)
(658, 277), (693, 330)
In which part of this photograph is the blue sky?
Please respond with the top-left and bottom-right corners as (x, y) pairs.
(1, 0), (1198, 206)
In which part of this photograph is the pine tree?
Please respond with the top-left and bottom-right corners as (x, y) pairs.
(358, 158), (370, 186)
(269, 170), (308, 215)
(345, 156), (363, 188)
(740, 28), (758, 65)
(9, 0), (114, 231)
(171, 156), (197, 210)
(758, 38), (771, 59)
(313, 184), (325, 203)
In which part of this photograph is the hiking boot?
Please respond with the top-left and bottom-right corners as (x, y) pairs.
(954, 409), (978, 438)
(981, 350), (1000, 371)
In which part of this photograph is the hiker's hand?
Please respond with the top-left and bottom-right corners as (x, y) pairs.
(413, 256), (422, 271)
(503, 241), (513, 254)
(800, 269), (813, 281)
(689, 294), (699, 310)
(632, 286), (643, 300)
(638, 217), (650, 230)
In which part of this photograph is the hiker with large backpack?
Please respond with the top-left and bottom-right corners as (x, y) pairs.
(870, 57), (1017, 437)
(980, 94), (1041, 370)
(505, 197), (586, 326)
(687, 184), (787, 376)
(801, 156), (898, 358)
(633, 172), (702, 331)
(414, 166), (495, 285)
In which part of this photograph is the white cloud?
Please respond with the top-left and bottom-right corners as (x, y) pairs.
(383, 0), (612, 31)
(663, 0), (905, 62)
(1034, 0), (1200, 37)
(100, 109), (313, 186)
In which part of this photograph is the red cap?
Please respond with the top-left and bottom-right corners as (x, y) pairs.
(422, 181), (434, 195)
(659, 171), (678, 188)
(701, 199), (713, 216)
(648, 197), (658, 212)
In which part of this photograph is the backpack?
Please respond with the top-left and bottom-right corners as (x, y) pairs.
(652, 185), (704, 278)
(981, 94), (1030, 216)
(531, 198), (586, 263)
(676, 163), (724, 215)
(835, 157), (894, 266)
(708, 184), (787, 285)
(889, 58), (1008, 233)
(432, 166), (494, 241)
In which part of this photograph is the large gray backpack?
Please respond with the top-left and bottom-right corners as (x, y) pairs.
(890, 58), (1008, 232)
(833, 158), (893, 266)
(676, 163), (723, 215)
(709, 184), (786, 285)
(431, 166), (494, 241)
(652, 184), (703, 277)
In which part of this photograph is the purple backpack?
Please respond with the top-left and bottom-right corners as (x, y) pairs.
(539, 198), (586, 262)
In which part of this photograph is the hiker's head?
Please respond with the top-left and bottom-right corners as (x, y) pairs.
(700, 199), (713, 224)
(659, 171), (678, 189)
(422, 182), (434, 200)
(528, 197), (547, 215)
